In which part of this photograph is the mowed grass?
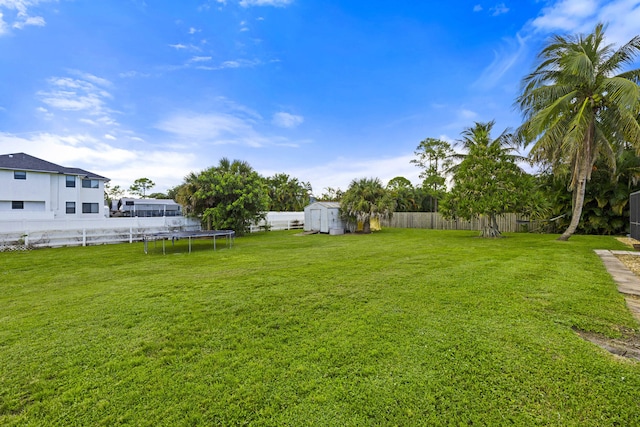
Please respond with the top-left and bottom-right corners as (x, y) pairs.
(1, 229), (640, 426)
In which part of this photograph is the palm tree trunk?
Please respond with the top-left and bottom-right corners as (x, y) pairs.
(363, 218), (371, 234)
(559, 123), (595, 241)
(558, 173), (587, 241)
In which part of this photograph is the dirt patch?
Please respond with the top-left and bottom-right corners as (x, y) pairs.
(575, 327), (640, 361)
(613, 236), (640, 275)
(615, 236), (640, 248)
(617, 254), (640, 276)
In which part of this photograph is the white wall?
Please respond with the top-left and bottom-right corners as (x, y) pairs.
(0, 170), (51, 211)
(0, 170), (108, 220)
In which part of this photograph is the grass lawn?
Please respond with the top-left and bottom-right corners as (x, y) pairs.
(1, 228), (640, 426)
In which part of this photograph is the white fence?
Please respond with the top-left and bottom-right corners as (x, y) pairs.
(0, 217), (201, 249)
(0, 212), (307, 249)
(249, 212), (305, 232)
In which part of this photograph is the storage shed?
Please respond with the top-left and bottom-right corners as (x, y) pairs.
(304, 202), (346, 234)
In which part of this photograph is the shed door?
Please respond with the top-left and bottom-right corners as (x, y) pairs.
(310, 209), (322, 231)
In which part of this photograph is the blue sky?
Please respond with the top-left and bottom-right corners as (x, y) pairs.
(1, 0), (640, 195)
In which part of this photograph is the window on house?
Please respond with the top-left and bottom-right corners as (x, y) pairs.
(66, 176), (76, 188)
(14, 171), (26, 180)
(82, 203), (99, 214)
(66, 202), (76, 214)
(12, 201), (24, 209)
(82, 179), (99, 189)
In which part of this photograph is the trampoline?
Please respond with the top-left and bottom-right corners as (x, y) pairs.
(143, 230), (235, 254)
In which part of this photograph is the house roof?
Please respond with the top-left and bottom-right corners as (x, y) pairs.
(0, 152), (109, 181)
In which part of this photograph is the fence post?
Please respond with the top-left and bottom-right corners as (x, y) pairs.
(82, 229), (86, 247)
(130, 226), (133, 244)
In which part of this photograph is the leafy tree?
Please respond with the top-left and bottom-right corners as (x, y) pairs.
(317, 187), (344, 201)
(411, 138), (453, 212)
(441, 121), (537, 238)
(129, 178), (155, 198)
(104, 183), (124, 205)
(265, 173), (311, 211)
(387, 176), (419, 212)
(340, 178), (395, 234)
(541, 146), (640, 235)
(174, 158), (268, 235)
(148, 192), (169, 199)
(174, 172), (204, 217)
(517, 23), (640, 241)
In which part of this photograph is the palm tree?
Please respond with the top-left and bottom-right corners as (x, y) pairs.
(517, 23), (640, 241)
(340, 178), (395, 234)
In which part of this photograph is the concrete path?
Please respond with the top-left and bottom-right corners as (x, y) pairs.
(595, 250), (640, 321)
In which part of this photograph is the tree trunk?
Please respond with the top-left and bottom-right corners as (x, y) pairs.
(362, 218), (371, 234)
(558, 174), (587, 241)
(559, 122), (594, 242)
(480, 214), (502, 238)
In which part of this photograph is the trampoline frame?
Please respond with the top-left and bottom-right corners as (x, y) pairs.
(143, 230), (235, 254)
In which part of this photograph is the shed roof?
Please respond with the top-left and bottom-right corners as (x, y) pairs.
(0, 152), (109, 180)
(307, 201), (341, 209)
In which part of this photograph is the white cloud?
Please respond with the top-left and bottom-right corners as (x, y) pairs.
(531, 0), (599, 34)
(188, 27), (199, 34)
(594, 0), (640, 47)
(459, 109), (479, 120)
(157, 113), (256, 141)
(472, 31), (529, 90)
(119, 70), (152, 78)
(156, 108), (304, 149)
(530, 0), (640, 48)
(0, 0), (54, 35)
(196, 58), (262, 70)
(272, 112), (304, 128)
(38, 75), (113, 115)
(169, 43), (203, 52)
(12, 14), (43, 28)
(288, 154), (422, 195)
(0, 12), (8, 36)
(490, 3), (509, 16)
(239, 0), (293, 7)
(473, 5), (483, 12)
(35, 71), (122, 133)
(190, 56), (212, 62)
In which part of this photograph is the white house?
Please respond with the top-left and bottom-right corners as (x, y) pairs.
(0, 152), (110, 220)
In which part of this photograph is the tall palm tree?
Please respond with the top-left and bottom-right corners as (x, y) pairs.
(517, 23), (640, 241)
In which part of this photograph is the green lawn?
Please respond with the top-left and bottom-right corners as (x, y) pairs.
(1, 229), (639, 426)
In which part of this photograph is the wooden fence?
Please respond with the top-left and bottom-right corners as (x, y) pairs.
(381, 212), (533, 233)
